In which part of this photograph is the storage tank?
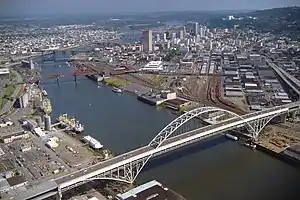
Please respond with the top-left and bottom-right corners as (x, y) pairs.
(44, 114), (51, 131)
(36, 116), (42, 127)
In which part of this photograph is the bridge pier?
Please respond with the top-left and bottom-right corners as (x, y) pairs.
(56, 186), (62, 200)
(279, 113), (287, 123)
(74, 75), (77, 83)
(56, 77), (60, 85)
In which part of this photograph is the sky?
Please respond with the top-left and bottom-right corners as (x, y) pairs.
(1, 0), (300, 16)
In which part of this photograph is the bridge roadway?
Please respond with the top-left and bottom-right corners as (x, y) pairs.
(13, 102), (300, 200)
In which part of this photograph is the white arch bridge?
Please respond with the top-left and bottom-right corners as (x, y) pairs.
(16, 102), (300, 200)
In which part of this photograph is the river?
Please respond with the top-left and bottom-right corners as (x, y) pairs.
(37, 51), (300, 200)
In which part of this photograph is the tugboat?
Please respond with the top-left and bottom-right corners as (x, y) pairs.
(112, 87), (122, 93)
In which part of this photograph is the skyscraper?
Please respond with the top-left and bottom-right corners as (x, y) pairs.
(143, 30), (153, 52)
(200, 27), (205, 37)
(179, 30), (184, 40)
(156, 34), (160, 42)
(194, 22), (199, 36)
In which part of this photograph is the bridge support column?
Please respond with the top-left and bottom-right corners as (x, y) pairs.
(56, 186), (62, 200)
(279, 113), (287, 123)
(74, 75), (77, 83)
(56, 77), (60, 85)
(290, 111), (297, 121)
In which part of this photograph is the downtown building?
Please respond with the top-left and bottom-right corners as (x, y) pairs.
(142, 30), (153, 52)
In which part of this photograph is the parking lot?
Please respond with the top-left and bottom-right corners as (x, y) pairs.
(47, 130), (97, 169)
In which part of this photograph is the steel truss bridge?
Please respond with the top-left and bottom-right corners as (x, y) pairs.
(14, 102), (300, 200)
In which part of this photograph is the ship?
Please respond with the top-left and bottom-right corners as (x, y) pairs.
(56, 113), (84, 133)
(42, 90), (48, 96)
(42, 98), (52, 114)
(112, 87), (122, 93)
(74, 121), (84, 133)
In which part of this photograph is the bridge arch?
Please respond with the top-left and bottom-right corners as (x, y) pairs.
(59, 106), (288, 187)
(149, 106), (256, 148)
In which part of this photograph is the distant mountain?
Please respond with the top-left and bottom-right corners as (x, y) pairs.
(250, 6), (300, 20)
(206, 6), (300, 40)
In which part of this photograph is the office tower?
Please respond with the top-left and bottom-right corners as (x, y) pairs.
(194, 22), (199, 36)
(183, 26), (186, 35)
(196, 35), (200, 43)
(165, 31), (170, 40)
(156, 34), (160, 42)
(163, 33), (167, 41)
(179, 30), (184, 40)
(172, 32), (177, 40)
(200, 27), (205, 37)
(142, 30), (153, 52)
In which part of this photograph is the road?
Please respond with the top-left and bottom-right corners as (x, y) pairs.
(265, 57), (300, 95)
(0, 70), (23, 116)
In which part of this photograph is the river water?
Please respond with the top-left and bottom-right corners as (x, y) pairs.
(37, 52), (300, 200)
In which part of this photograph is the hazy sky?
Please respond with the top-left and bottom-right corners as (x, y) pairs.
(1, 0), (300, 15)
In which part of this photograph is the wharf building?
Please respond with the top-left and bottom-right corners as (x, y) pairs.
(116, 180), (186, 200)
(21, 60), (35, 69)
(142, 30), (153, 53)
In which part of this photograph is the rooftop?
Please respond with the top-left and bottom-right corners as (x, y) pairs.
(117, 180), (185, 200)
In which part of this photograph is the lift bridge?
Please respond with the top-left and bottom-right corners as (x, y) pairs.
(12, 102), (300, 200)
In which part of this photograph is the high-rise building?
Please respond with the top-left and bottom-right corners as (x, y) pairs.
(163, 33), (167, 41)
(156, 34), (160, 42)
(200, 27), (205, 37)
(171, 32), (177, 40)
(179, 30), (184, 40)
(194, 22), (199, 36)
(142, 30), (153, 52)
(165, 31), (170, 40)
(183, 26), (186, 35)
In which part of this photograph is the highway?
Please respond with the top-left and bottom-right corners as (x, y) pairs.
(0, 70), (23, 116)
(12, 101), (300, 200)
(265, 57), (300, 95)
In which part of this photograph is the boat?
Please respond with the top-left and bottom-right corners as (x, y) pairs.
(225, 133), (238, 141)
(42, 90), (48, 96)
(112, 87), (122, 93)
(56, 113), (84, 133)
(42, 98), (52, 114)
(83, 135), (103, 149)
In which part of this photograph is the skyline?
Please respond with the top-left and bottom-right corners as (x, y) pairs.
(0, 0), (300, 16)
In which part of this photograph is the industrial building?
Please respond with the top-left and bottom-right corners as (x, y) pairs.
(283, 144), (300, 161)
(138, 90), (177, 106)
(0, 68), (10, 76)
(116, 180), (186, 200)
(0, 175), (27, 194)
(139, 61), (163, 72)
(0, 118), (13, 127)
(1, 131), (30, 144)
(14, 92), (29, 108)
(21, 60), (35, 69)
